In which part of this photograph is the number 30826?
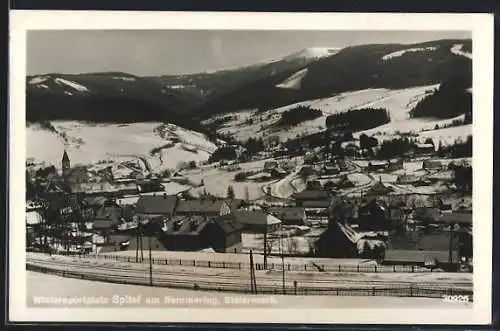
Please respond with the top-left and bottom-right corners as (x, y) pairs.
(442, 295), (470, 303)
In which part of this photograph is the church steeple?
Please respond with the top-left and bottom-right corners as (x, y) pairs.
(62, 149), (71, 177)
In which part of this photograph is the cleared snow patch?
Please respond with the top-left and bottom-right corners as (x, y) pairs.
(64, 91), (73, 96)
(276, 68), (308, 90)
(382, 47), (437, 60)
(111, 76), (136, 81)
(36, 84), (49, 89)
(450, 44), (472, 60)
(54, 78), (90, 92)
(29, 76), (48, 84)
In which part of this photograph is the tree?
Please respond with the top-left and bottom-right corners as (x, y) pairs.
(244, 185), (250, 203)
(227, 185), (235, 199)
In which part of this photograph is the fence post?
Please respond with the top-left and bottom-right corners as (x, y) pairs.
(372, 287), (375, 296)
(338, 265), (341, 272)
(239, 262), (241, 270)
(305, 264), (307, 271)
(165, 259), (168, 265)
(294, 281), (297, 295)
(410, 286), (413, 297)
(411, 265), (415, 272)
(393, 265), (396, 272)
(208, 261), (210, 268)
(357, 265), (359, 272)
(223, 262), (225, 268)
(288, 264), (290, 271)
(180, 260), (182, 265)
(374, 265), (377, 273)
(193, 260), (196, 267)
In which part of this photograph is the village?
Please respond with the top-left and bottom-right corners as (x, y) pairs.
(26, 131), (473, 282)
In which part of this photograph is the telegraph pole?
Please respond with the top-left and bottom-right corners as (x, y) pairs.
(263, 223), (268, 269)
(280, 224), (286, 294)
(149, 235), (153, 286)
(249, 250), (257, 294)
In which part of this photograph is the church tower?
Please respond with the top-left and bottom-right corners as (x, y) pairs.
(62, 150), (71, 178)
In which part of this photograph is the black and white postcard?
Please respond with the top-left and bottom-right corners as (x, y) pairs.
(8, 10), (494, 325)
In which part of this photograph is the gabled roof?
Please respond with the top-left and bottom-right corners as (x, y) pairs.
(302, 200), (331, 208)
(135, 194), (178, 215)
(366, 181), (393, 195)
(230, 210), (281, 226)
(413, 207), (440, 220)
(293, 190), (330, 201)
(438, 212), (472, 225)
(93, 218), (120, 230)
(163, 215), (208, 235)
(212, 217), (244, 234)
(268, 207), (306, 221)
(26, 211), (43, 225)
(83, 196), (109, 207)
(384, 249), (459, 264)
(176, 199), (228, 214)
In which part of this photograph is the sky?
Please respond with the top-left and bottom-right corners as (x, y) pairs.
(27, 30), (471, 77)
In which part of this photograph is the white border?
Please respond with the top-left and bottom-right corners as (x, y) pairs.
(9, 10), (494, 324)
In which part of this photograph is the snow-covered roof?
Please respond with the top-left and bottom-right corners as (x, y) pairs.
(26, 211), (43, 225)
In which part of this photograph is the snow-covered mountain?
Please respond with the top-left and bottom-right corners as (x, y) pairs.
(282, 47), (342, 62)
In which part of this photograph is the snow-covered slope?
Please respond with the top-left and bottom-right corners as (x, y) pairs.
(276, 68), (309, 90)
(27, 121), (217, 172)
(215, 84), (442, 142)
(450, 44), (472, 60)
(382, 47), (437, 60)
(54, 78), (90, 92)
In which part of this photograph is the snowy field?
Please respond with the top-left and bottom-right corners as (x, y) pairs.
(26, 121), (217, 172)
(182, 158), (281, 200)
(27, 271), (470, 309)
(213, 85), (443, 142)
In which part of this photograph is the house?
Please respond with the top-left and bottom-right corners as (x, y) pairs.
(314, 221), (359, 258)
(365, 180), (393, 196)
(413, 207), (441, 225)
(396, 174), (420, 185)
(91, 205), (132, 241)
(136, 180), (165, 194)
(334, 175), (355, 189)
(298, 165), (316, 177)
(412, 178), (432, 187)
(306, 180), (322, 191)
(384, 230), (465, 269)
(247, 172), (273, 182)
(292, 190), (330, 207)
(134, 194), (179, 220)
(414, 143), (435, 156)
(175, 198), (232, 217)
(268, 207), (307, 225)
(269, 167), (288, 179)
(323, 164), (340, 175)
(229, 210), (281, 233)
(102, 215), (244, 254)
(422, 159), (443, 171)
(367, 161), (387, 172)
(355, 199), (389, 231)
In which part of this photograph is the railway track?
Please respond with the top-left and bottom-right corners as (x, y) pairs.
(27, 256), (472, 292)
